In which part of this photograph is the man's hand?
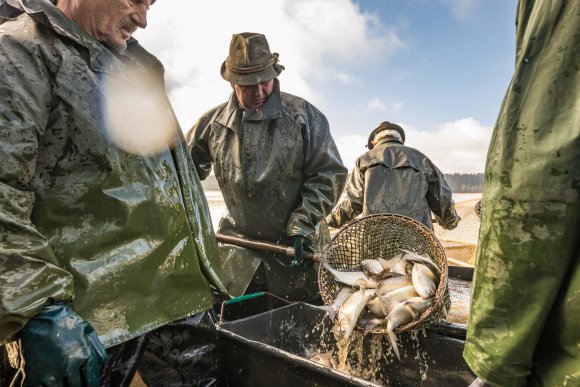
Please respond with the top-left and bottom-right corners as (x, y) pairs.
(290, 236), (315, 271)
(15, 303), (108, 387)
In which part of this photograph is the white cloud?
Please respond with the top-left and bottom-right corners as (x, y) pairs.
(364, 98), (403, 113)
(440, 0), (480, 20)
(335, 117), (492, 173)
(366, 97), (387, 112)
(334, 135), (368, 173)
(135, 1), (493, 175)
(328, 70), (360, 85)
(404, 117), (492, 173)
(135, 0), (404, 129)
(392, 101), (403, 112)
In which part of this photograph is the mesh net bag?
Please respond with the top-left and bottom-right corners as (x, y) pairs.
(433, 197), (481, 265)
(319, 213), (450, 334)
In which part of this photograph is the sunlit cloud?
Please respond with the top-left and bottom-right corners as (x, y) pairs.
(329, 70), (361, 85)
(136, 0), (405, 129)
(392, 101), (404, 112)
(404, 117), (492, 173)
(366, 97), (388, 112)
(335, 117), (492, 173)
(440, 0), (481, 20)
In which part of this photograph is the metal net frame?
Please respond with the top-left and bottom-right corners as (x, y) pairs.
(319, 213), (450, 334)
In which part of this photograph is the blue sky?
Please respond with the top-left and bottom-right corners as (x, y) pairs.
(136, 0), (518, 173)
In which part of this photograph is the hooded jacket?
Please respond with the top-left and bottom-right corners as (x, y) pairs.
(0, 0), (228, 347)
(327, 137), (459, 230)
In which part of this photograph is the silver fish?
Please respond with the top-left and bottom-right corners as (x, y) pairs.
(378, 255), (404, 271)
(336, 288), (376, 340)
(319, 287), (352, 321)
(361, 259), (386, 278)
(361, 316), (385, 335)
(377, 274), (413, 295)
(386, 301), (421, 360)
(411, 263), (437, 298)
(366, 295), (386, 318)
(371, 285), (419, 317)
(364, 296), (434, 351)
(403, 296), (433, 315)
(400, 249), (441, 275)
(322, 259), (379, 288)
(390, 258), (412, 276)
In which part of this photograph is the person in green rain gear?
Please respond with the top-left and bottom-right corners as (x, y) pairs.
(464, 0), (579, 386)
(327, 121), (460, 231)
(0, 0), (231, 385)
(187, 32), (348, 302)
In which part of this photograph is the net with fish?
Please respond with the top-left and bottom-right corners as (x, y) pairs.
(319, 213), (450, 334)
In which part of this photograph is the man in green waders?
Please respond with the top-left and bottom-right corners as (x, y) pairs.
(0, 0), (230, 385)
(464, 0), (579, 386)
(187, 32), (348, 302)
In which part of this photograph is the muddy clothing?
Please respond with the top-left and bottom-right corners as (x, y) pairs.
(0, 0), (228, 348)
(187, 80), (347, 300)
(463, 1), (580, 386)
(327, 138), (459, 230)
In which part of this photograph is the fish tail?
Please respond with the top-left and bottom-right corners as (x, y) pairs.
(387, 328), (401, 361)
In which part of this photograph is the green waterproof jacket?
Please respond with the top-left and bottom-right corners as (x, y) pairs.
(187, 80), (347, 299)
(463, 1), (580, 386)
(0, 0), (229, 348)
(327, 138), (459, 230)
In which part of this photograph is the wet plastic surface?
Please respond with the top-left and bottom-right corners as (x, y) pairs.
(217, 300), (475, 386)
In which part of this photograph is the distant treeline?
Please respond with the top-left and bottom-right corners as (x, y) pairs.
(444, 173), (484, 193)
(201, 173), (484, 193)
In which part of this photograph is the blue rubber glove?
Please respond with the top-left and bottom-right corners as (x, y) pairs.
(290, 236), (315, 271)
(17, 303), (108, 387)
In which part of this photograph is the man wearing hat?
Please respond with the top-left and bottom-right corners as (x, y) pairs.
(187, 32), (347, 301)
(327, 121), (459, 230)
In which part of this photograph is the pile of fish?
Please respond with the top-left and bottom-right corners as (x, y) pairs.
(320, 249), (441, 360)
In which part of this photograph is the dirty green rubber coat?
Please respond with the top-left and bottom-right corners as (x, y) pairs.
(187, 81), (347, 300)
(0, 0), (229, 348)
(326, 138), (460, 230)
(463, 1), (580, 385)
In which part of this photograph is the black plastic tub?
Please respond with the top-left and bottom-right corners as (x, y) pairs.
(217, 301), (475, 386)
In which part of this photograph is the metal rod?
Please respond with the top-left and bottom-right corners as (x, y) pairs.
(215, 233), (321, 261)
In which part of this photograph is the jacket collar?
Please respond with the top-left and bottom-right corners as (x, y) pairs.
(19, 0), (135, 75)
(375, 137), (404, 147)
(216, 79), (283, 131)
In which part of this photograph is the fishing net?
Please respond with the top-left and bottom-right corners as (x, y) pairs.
(319, 213), (450, 334)
(433, 197), (481, 265)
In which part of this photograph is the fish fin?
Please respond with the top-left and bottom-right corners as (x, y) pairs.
(379, 300), (390, 318)
(353, 278), (367, 290)
(361, 318), (382, 334)
(318, 305), (337, 321)
(387, 328), (401, 361)
(380, 271), (403, 280)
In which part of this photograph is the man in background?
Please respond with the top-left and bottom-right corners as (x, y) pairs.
(327, 121), (459, 231)
(187, 32), (347, 302)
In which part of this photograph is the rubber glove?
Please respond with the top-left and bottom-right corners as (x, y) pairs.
(290, 236), (315, 271)
(16, 303), (107, 387)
